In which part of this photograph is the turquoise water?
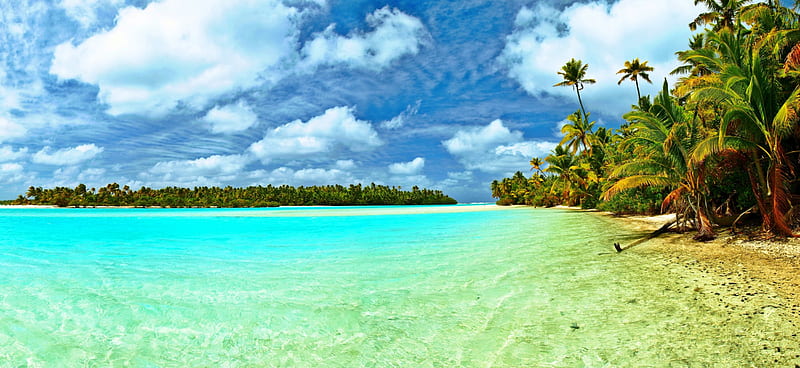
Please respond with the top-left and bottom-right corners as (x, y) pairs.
(1, 206), (799, 367)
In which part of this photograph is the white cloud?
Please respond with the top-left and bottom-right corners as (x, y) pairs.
(59, 0), (124, 28)
(0, 162), (22, 173)
(334, 159), (356, 170)
(447, 171), (473, 181)
(443, 119), (556, 174)
(32, 144), (103, 165)
(50, 1), (427, 117)
(202, 100), (259, 134)
(77, 167), (107, 182)
(50, 0), (302, 116)
(0, 3), (48, 113)
(247, 166), (356, 186)
(381, 100), (421, 129)
(249, 106), (382, 163)
(388, 157), (425, 175)
(0, 117), (27, 143)
(0, 146), (28, 162)
(499, 0), (699, 116)
(148, 154), (249, 178)
(387, 174), (431, 189)
(301, 6), (429, 70)
(0, 162), (28, 185)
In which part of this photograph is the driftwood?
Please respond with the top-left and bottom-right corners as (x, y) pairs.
(614, 220), (676, 252)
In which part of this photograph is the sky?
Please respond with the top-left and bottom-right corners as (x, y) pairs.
(0, 0), (708, 202)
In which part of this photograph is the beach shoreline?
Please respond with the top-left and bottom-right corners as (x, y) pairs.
(604, 211), (800, 303)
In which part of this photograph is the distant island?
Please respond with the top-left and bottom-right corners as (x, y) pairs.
(7, 183), (457, 207)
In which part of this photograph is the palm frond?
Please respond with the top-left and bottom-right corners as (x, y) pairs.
(773, 85), (800, 138)
(602, 175), (675, 201)
(661, 186), (688, 213)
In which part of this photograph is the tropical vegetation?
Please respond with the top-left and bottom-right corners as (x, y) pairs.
(493, 1), (800, 240)
(11, 183), (457, 207)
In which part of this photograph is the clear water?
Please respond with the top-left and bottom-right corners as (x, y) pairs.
(0, 206), (798, 367)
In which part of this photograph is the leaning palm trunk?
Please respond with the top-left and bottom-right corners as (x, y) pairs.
(766, 144), (795, 236)
(744, 149), (795, 237)
(693, 194), (716, 241)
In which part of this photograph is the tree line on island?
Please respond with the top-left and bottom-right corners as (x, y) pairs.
(492, 0), (800, 241)
(10, 183), (457, 207)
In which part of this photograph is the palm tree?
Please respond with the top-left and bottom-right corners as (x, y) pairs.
(604, 80), (716, 240)
(617, 58), (654, 101)
(529, 157), (543, 173)
(553, 58), (596, 117)
(490, 180), (501, 198)
(560, 110), (596, 153)
(545, 145), (590, 206)
(689, 0), (753, 31)
(690, 29), (800, 236)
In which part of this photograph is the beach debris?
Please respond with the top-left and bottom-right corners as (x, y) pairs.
(614, 219), (676, 252)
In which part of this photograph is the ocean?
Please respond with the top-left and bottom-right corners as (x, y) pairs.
(0, 205), (797, 367)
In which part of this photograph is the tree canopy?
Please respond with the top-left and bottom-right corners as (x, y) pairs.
(13, 183), (457, 207)
(494, 2), (800, 240)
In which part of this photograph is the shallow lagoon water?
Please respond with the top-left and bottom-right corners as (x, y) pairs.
(1, 206), (798, 367)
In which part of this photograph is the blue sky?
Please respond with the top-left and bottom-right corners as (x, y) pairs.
(0, 0), (706, 202)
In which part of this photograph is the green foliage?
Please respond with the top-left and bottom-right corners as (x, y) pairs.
(16, 183), (457, 208)
(597, 187), (666, 215)
(492, 0), (800, 239)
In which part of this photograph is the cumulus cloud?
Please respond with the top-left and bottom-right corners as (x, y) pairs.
(443, 119), (556, 174)
(32, 144), (103, 165)
(148, 154), (249, 178)
(0, 146), (28, 162)
(50, 1), (428, 117)
(334, 159), (356, 170)
(77, 167), (107, 182)
(0, 117), (27, 143)
(202, 100), (259, 134)
(247, 167), (356, 186)
(499, 0), (699, 116)
(1, 162), (22, 172)
(50, 0), (302, 116)
(0, 162), (29, 184)
(301, 6), (429, 71)
(388, 157), (425, 175)
(59, 0), (124, 28)
(249, 106), (382, 163)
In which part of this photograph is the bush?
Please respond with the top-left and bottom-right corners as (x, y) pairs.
(496, 197), (516, 206)
(597, 187), (665, 215)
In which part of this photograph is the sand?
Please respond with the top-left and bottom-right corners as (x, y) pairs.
(607, 212), (800, 304)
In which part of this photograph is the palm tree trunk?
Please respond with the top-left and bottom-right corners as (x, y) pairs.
(693, 194), (715, 241)
(575, 86), (587, 117)
(767, 143), (794, 237)
(634, 78), (641, 102)
(746, 161), (772, 232)
(694, 205), (716, 241)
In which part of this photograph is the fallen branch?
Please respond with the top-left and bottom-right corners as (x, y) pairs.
(614, 220), (676, 252)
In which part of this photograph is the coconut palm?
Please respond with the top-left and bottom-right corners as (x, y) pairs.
(690, 29), (800, 236)
(560, 110), (596, 154)
(617, 58), (654, 101)
(529, 157), (543, 173)
(604, 80), (716, 240)
(553, 58), (596, 117)
(689, 0), (753, 31)
(545, 145), (594, 206)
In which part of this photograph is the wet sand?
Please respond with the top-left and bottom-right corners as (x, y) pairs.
(610, 212), (800, 302)
(604, 212), (800, 365)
